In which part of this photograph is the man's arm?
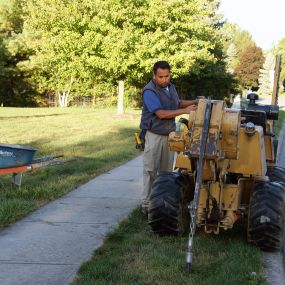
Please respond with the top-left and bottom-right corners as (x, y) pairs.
(155, 105), (196, 119)
(143, 90), (197, 119)
(179, 99), (198, 108)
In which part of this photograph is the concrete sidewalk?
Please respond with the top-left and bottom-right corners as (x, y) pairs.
(0, 156), (143, 285)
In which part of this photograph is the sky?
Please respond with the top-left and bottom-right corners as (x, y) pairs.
(219, 0), (285, 50)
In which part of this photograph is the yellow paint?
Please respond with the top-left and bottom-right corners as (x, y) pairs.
(175, 152), (192, 170)
(222, 184), (240, 210)
(221, 109), (240, 159)
(264, 135), (274, 161)
(188, 110), (196, 130)
(168, 131), (185, 152)
(167, 99), (273, 234)
(229, 126), (267, 176)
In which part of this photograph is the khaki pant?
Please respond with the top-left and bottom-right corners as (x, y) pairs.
(142, 131), (174, 208)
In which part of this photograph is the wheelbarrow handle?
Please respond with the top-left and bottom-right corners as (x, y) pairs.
(32, 154), (64, 163)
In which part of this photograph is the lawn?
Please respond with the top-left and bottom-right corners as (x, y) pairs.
(72, 209), (264, 285)
(0, 107), (141, 227)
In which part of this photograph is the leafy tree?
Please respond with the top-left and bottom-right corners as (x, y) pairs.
(0, 34), (36, 106)
(19, 0), (232, 108)
(222, 22), (254, 72)
(19, 0), (104, 107)
(0, 0), (36, 106)
(95, 0), (223, 111)
(258, 52), (275, 97)
(276, 38), (285, 93)
(234, 45), (264, 90)
(225, 43), (238, 73)
(222, 23), (254, 56)
(0, 0), (25, 33)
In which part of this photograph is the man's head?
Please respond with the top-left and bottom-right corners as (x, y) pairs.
(153, 61), (171, 88)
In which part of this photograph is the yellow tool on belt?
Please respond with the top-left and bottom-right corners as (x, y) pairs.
(135, 133), (144, 151)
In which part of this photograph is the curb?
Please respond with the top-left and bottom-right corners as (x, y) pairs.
(263, 252), (285, 285)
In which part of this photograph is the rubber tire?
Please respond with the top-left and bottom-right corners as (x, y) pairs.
(266, 166), (285, 184)
(248, 181), (285, 251)
(148, 172), (193, 236)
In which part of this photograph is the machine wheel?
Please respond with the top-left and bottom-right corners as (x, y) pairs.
(248, 181), (285, 251)
(148, 172), (193, 235)
(266, 166), (285, 184)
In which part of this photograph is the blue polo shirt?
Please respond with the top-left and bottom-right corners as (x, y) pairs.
(143, 88), (172, 113)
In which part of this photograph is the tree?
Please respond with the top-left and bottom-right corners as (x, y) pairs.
(18, 0), (102, 107)
(225, 43), (238, 73)
(258, 52), (275, 97)
(19, 0), (231, 108)
(222, 22), (255, 72)
(0, 0), (25, 33)
(234, 45), (264, 90)
(276, 38), (285, 94)
(0, 0), (36, 106)
(88, 0), (231, 111)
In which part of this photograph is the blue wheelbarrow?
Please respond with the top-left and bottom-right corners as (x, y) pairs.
(0, 144), (67, 186)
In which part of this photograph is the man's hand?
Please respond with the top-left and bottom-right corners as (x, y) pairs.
(184, 105), (197, 113)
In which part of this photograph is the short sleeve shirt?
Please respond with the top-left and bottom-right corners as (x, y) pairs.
(143, 88), (172, 113)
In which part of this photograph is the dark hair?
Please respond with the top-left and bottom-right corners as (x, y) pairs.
(153, 61), (171, 74)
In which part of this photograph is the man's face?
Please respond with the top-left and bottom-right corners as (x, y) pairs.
(153, 68), (170, 88)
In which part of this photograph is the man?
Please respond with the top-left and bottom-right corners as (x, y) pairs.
(140, 60), (197, 216)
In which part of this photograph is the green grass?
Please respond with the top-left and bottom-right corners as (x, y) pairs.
(0, 107), (141, 227)
(72, 208), (265, 285)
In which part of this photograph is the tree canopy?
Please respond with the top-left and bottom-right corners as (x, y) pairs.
(222, 22), (255, 73)
(276, 38), (285, 90)
(258, 52), (275, 97)
(0, 0), (37, 106)
(0, 0), (246, 107)
(234, 45), (264, 90)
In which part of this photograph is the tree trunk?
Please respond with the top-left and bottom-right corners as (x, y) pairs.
(117, 80), (124, 114)
(58, 92), (69, 107)
(58, 77), (74, 107)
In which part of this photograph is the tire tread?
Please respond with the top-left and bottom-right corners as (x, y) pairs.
(148, 172), (193, 235)
(248, 181), (285, 251)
